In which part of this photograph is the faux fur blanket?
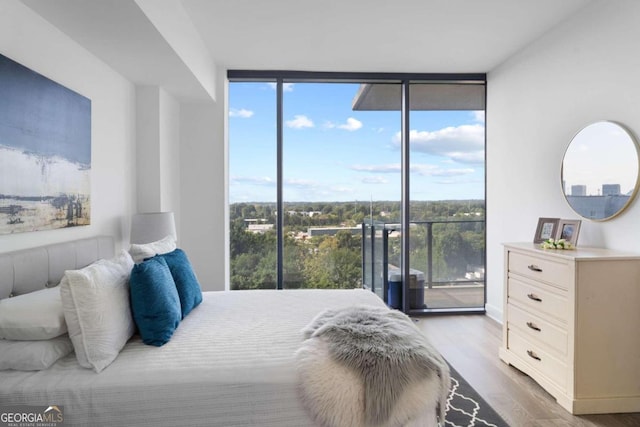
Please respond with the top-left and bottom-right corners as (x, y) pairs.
(295, 305), (450, 427)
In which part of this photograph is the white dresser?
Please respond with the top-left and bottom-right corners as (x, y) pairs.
(499, 243), (640, 414)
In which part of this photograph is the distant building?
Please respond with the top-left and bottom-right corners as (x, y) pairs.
(571, 185), (586, 196)
(286, 210), (322, 217)
(566, 195), (629, 219)
(307, 225), (361, 237)
(247, 223), (274, 233)
(244, 218), (268, 225)
(602, 184), (621, 196)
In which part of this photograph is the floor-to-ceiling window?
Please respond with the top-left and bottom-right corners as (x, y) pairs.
(228, 72), (486, 314)
(228, 82), (277, 289)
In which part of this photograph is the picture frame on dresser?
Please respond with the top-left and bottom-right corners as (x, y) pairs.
(556, 219), (581, 245)
(533, 217), (559, 243)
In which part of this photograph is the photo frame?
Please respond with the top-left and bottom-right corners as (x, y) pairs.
(534, 217), (559, 243)
(556, 219), (581, 245)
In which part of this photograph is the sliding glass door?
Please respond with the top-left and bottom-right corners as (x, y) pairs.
(407, 83), (486, 311)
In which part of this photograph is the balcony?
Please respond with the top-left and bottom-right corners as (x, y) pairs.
(362, 219), (485, 314)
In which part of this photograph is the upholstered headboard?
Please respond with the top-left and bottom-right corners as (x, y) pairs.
(0, 236), (114, 300)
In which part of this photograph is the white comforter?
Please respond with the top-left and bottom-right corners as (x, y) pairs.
(0, 289), (386, 426)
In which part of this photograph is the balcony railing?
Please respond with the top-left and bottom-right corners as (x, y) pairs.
(362, 219), (485, 313)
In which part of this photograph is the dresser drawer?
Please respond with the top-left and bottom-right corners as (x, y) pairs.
(508, 303), (567, 357)
(508, 275), (568, 323)
(508, 250), (572, 289)
(508, 329), (567, 391)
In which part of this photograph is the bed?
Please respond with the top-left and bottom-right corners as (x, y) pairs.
(0, 236), (444, 426)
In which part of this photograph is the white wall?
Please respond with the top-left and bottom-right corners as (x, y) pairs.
(135, 86), (161, 213)
(135, 85), (181, 240)
(179, 71), (226, 290)
(2, 1), (220, 288)
(486, 0), (640, 321)
(134, 0), (217, 102)
(159, 89), (181, 230)
(0, 0), (136, 253)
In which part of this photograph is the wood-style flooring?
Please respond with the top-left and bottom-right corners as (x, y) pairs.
(413, 314), (640, 427)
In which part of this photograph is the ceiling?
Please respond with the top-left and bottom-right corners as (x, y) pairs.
(22, 0), (593, 102)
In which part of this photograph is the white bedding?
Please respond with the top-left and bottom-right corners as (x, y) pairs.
(0, 289), (389, 426)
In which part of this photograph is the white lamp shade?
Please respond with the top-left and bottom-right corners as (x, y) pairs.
(130, 212), (177, 244)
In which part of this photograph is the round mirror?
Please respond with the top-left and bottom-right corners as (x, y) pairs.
(562, 121), (640, 221)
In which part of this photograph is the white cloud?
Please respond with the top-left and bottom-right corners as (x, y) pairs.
(286, 115), (314, 129)
(362, 176), (388, 184)
(393, 124), (485, 164)
(350, 163), (475, 177)
(447, 152), (485, 163)
(435, 177), (483, 185)
(322, 118), (362, 131)
(410, 164), (437, 175)
(284, 178), (317, 188)
(230, 176), (275, 186)
(410, 164), (476, 176)
(472, 111), (485, 123)
(229, 108), (254, 118)
(350, 163), (401, 173)
(267, 82), (294, 92)
(232, 176), (323, 189)
(328, 185), (355, 193)
(338, 117), (363, 131)
(430, 168), (475, 177)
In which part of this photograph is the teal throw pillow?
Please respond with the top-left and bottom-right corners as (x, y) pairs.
(153, 249), (203, 318)
(130, 256), (181, 346)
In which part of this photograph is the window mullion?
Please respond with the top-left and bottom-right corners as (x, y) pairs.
(276, 79), (284, 290)
(400, 81), (410, 312)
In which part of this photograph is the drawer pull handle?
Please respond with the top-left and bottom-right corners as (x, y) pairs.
(527, 264), (543, 272)
(526, 321), (541, 332)
(527, 350), (542, 361)
(527, 293), (542, 302)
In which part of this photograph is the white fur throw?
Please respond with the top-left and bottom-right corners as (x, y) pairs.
(295, 305), (450, 427)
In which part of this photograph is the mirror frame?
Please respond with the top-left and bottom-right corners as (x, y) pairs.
(561, 120), (640, 221)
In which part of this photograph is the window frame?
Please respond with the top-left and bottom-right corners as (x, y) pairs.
(227, 71), (487, 313)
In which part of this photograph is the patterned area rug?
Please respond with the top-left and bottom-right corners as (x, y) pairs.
(445, 365), (509, 427)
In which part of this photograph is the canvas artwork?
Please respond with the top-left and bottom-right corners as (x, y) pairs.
(0, 54), (91, 235)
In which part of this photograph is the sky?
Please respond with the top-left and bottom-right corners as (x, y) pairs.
(229, 82), (485, 203)
(562, 121), (638, 196)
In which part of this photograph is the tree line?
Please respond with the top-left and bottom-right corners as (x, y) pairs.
(230, 200), (485, 290)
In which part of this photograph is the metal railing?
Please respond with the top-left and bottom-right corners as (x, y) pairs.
(362, 218), (485, 312)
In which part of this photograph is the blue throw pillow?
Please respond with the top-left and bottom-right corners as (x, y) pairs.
(153, 249), (203, 318)
(129, 256), (181, 346)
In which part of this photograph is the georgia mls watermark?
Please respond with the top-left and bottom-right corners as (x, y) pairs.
(0, 406), (64, 427)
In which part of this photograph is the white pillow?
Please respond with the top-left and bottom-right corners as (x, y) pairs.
(60, 250), (135, 373)
(129, 235), (177, 263)
(0, 287), (67, 340)
(0, 335), (73, 371)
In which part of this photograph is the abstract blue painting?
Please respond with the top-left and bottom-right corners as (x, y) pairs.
(0, 53), (91, 234)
